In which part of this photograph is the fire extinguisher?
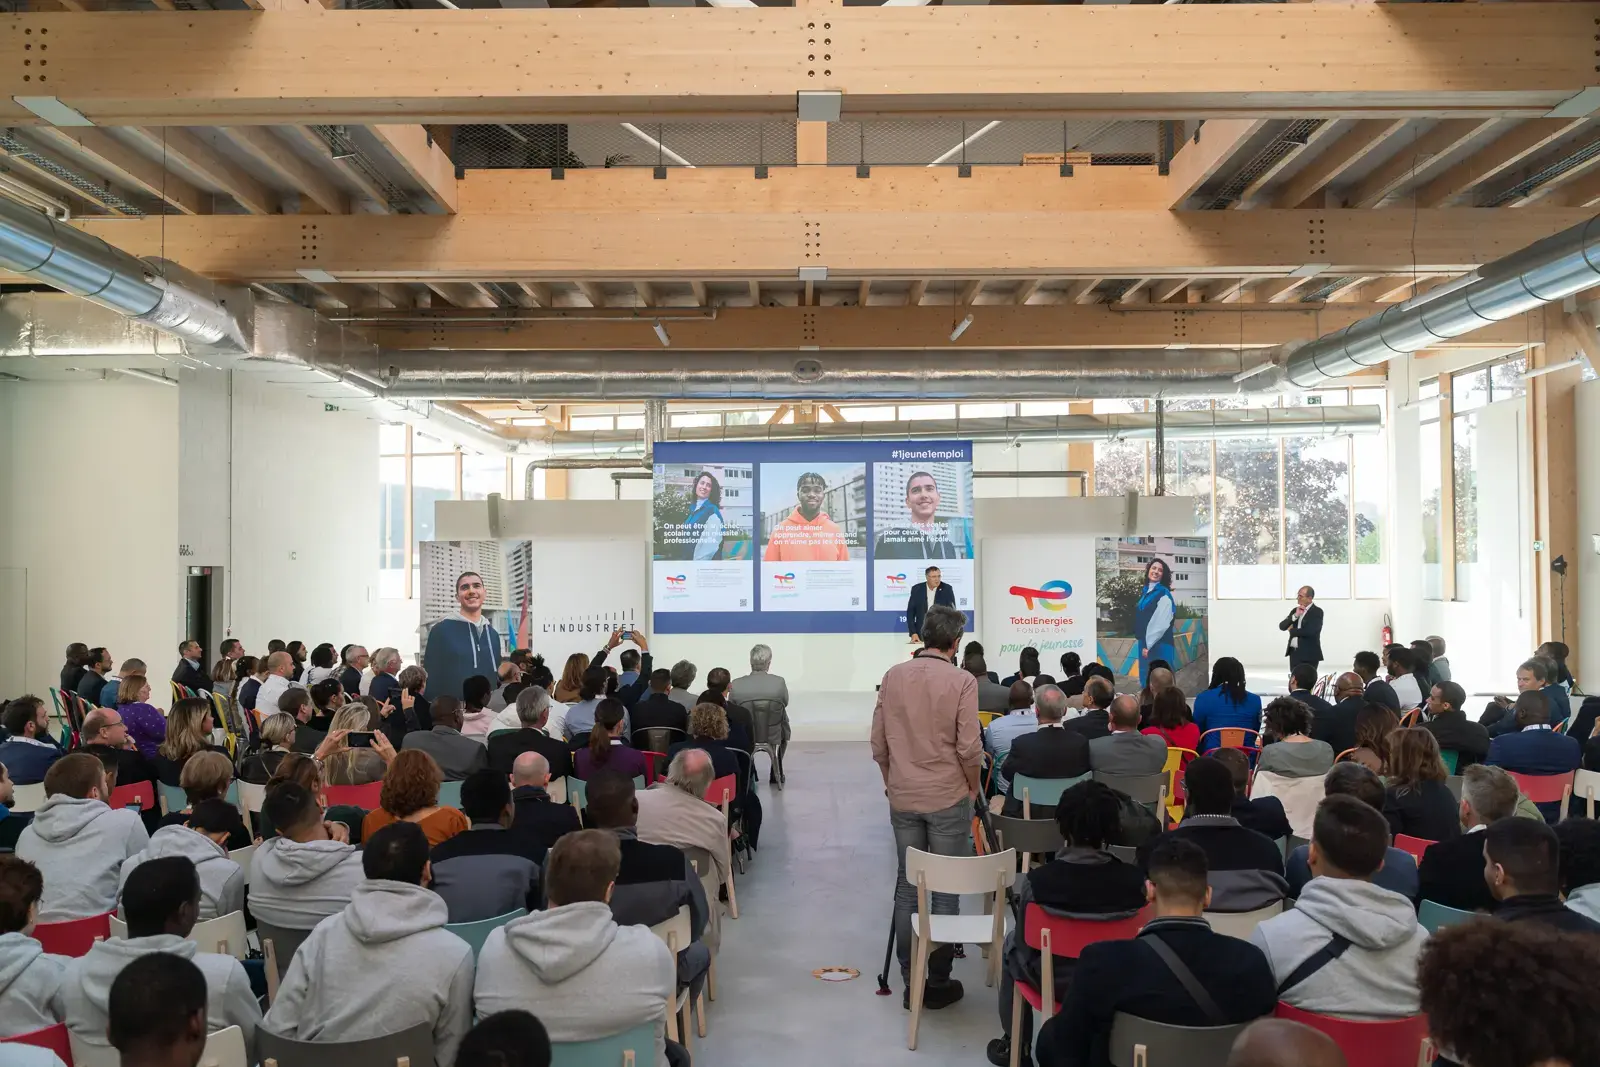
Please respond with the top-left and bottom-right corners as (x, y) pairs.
(1381, 614), (1393, 649)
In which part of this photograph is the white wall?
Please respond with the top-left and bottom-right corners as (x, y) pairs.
(0, 378), (182, 697)
(1577, 377), (1600, 688)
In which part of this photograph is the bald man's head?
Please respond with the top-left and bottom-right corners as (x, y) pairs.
(1333, 671), (1364, 700)
(1227, 1019), (1346, 1067)
(1109, 694), (1141, 729)
(667, 747), (714, 798)
(266, 651), (294, 677)
(511, 751), (551, 788)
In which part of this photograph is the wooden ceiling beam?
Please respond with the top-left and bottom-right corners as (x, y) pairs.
(1416, 119), (1587, 208)
(1345, 119), (1498, 209)
(516, 282), (554, 307)
(1166, 119), (1266, 208)
(1012, 279), (1043, 306)
(577, 282), (607, 309)
(1359, 274), (1439, 303)
(127, 126), (277, 215)
(1229, 123), (1338, 208)
(1273, 120), (1407, 208)
(1151, 278), (1192, 303)
(1066, 279), (1102, 305)
(956, 279), (983, 306)
(425, 282), (498, 309)
(1255, 277), (1309, 304)
(219, 126), (349, 214)
(368, 125), (459, 214)
(691, 280), (709, 307)
(276, 125), (394, 213)
(632, 281), (658, 308)
(30, 127), (210, 215)
(906, 280), (928, 307)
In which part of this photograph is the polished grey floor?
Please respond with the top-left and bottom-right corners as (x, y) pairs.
(696, 742), (1001, 1067)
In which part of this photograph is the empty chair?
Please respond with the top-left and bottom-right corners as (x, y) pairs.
(1272, 1002), (1432, 1067)
(904, 846), (1016, 1050)
(548, 1022), (656, 1067)
(446, 909), (527, 960)
(236, 780), (267, 816)
(989, 813), (1066, 874)
(567, 777), (588, 813)
(1568, 767), (1600, 819)
(1202, 902), (1284, 941)
(1107, 1013), (1250, 1067)
(258, 1021), (436, 1067)
(1417, 899), (1477, 934)
(30, 911), (112, 957)
(1012, 772), (1090, 819)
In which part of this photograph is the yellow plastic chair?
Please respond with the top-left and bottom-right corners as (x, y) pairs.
(1161, 747), (1198, 825)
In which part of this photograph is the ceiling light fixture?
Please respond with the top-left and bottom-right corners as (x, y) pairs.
(653, 321), (671, 347)
(1231, 361), (1276, 383)
(1519, 355), (1590, 380)
(950, 314), (974, 342)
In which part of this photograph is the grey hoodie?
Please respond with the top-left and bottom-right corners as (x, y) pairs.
(1250, 876), (1427, 1019)
(53, 933), (260, 1052)
(264, 879), (475, 1066)
(16, 796), (149, 921)
(1567, 882), (1600, 925)
(0, 931), (65, 1038)
(118, 826), (245, 922)
(474, 901), (675, 1067)
(248, 836), (366, 930)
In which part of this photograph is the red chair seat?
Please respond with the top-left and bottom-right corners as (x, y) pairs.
(324, 782), (383, 809)
(1015, 980), (1057, 1014)
(1393, 835), (1436, 861)
(2, 1022), (72, 1065)
(703, 774), (737, 806)
(108, 780), (156, 813)
(1274, 1001), (1432, 1067)
(31, 912), (113, 957)
(1505, 770), (1574, 805)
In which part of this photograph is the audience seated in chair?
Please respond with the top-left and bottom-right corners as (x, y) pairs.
(360, 749), (469, 848)
(1382, 728), (1462, 845)
(1285, 763), (1417, 901)
(16, 753), (149, 921)
(1416, 764), (1519, 914)
(400, 696), (488, 782)
(510, 752), (581, 852)
(1255, 697), (1334, 780)
(987, 681), (1040, 793)
(970, 654), (1013, 715)
(1193, 658), (1262, 754)
(579, 771), (712, 997)
(988, 780), (1147, 1067)
(1308, 672), (1364, 760)
(76, 708), (160, 802)
(1484, 816), (1600, 933)
(636, 749), (734, 896)
(55, 856), (259, 1052)
(321, 705), (394, 786)
(1224, 1018), (1347, 1067)
(667, 702), (763, 850)
(1088, 695), (1168, 777)
(455, 1010), (552, 1067)
(999, 685), (1087, 816)
(1034, 837), (1278, 1067)
(154, 699), (223, 787)
(1485, 692), (1581, 822)
(119, 798), (246, 921)
(700, 667), (754, 754)
(263, 820), (476, 1065)
(1419, 680), (1490, 771)
(0, 697), (64, 786)
(237, 712), (296, 786)
(1482, 656), (1571, 738)
(631, 670), (690, 749)
(1211, 748), (1292, 842)
(731, 642), (790, 776)
(1139, 756), (1288, 913)
(1418, 916), (1600, 1067)
(563, 666), (621, 742)
(1249, 794), (1427, 1020)
(155, 753), (251, 851)
(248, 781), (364, 931)
(1064, 677), (1115, 743)
(573, 699), (650, 781)
(488, 687), (572, 780)
(1554, 817), (1600, 925)
(475, 829), (683, 1067)
(429, 769), (543, 923)
(0, 855), (65, 1038)
(254, 753), (367, 844)
(106, 951), (211, 1067)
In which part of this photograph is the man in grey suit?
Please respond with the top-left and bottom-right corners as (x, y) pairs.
(1088, 695), (1168, 776)
(732, 643), (792, 784)
(400, 696), (488, 781)
(968, 655), (1011, 714)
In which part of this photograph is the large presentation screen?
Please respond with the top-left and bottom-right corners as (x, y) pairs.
(652, 440), (975, 633)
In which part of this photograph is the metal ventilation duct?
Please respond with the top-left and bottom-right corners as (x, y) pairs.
(1282, 213), (1600, 387)
(0, 197), (248, 351)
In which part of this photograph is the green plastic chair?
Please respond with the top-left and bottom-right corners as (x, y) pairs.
(1440, 749), (1459, 774)
(158, 781), (187, 816)
(550, 1022), (656, 1067)
(437, 779), (464, 809)
(445, 909), (526, 959)
(1011, 772), (1091, 817)
(1418, 899), (1476, 934)
(565, 776), (646, 814)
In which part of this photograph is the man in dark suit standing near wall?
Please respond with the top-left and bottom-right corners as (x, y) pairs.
(906, 565), (957, 644)
(1279, 586), (1324, 675)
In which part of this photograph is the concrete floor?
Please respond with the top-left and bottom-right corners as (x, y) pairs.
(695, 742), (1003, 1067)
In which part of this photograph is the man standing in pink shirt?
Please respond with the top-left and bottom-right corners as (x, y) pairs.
(871, 602), (984, 1011)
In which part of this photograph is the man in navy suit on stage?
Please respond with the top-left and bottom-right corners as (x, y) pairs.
(907, 565), (956, 643)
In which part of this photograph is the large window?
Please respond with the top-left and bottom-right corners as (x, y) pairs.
(1285, 435), (1352, 600)
(1215, 439), (1282, 598)
(1445, 358), (1524, 602)
(1417, 381), (1444, 600)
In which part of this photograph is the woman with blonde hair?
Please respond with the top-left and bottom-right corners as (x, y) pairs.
(115, 673), (167, 760)
(361, 749), (468, 846)
(155, 697), (220, 787)
(1383, 727), (1461, 843)
(157, 750), (250, 849)
(239, 711), (297, 784)
(553, 653), (589, 704)
(323, 704), (397, 785)
(258, 752), (367, 841)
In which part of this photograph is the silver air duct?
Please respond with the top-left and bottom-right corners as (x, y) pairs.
(1283, 213), (1600, 387)
(369, 349), (1265, 402)
(0, 197), (247, 351)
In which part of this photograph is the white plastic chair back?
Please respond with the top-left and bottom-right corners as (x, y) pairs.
(228, 843), (256, 883)
(1203, 901), (1284, 941)
(10, 783), (46, 813)
(198, 1025), (248, 1067)
(1248, 770), (1325, 840)
(1570, 768), (1600, 819)
(904, 847), (1017, 896)
(547, 776), (568, 805)
(650, 905), (692, 954)
(236, 780), (266, 815)
(113, 911), (248, 959)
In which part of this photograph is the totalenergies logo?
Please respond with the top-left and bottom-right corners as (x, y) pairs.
(885, 573), (907, 586)
(1010, 580), (1072, 610)
(665, 574), (687, 586)
(773, 573), (796, 585)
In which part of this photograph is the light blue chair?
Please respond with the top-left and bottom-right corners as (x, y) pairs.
(1418, 899), (1477, 934)
(438, 779), (464, 808)
(158, 781), (188, 816)
(550, 1022), (656, 1067)
(1011, 772), (1090, 817)
(565, 776), (646, 814)
(445, 909), (525, 959)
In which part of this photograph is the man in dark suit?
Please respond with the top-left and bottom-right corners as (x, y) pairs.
(1486, 694), (1581, 821)
(1213, 748), (1293, 840)
(487, 687), (573, 780)
(509, 750), (581, 851)
(1485, 817), (1600, 933)
(169, 640), (211, 695)
(1422, 680), (1491, 770)
(906, 564), (957, 643)
(1139, 756), (1289, 913)
(1278, 586), (1324, 673)
(1417, 764), (1519, 913)
(1000, 685), (1089, 816)
(630, 668), (690, 747)
(1308, 672), (1365, 758)
(1483, 657), (1571, 738)
(1064, 676), (1114, 743)
(1351, 651), (1400, 710)
(1288, 663), (1334, 720)
(1034, 836), (1277, 1067)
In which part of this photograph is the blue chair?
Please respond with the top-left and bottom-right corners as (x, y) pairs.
(565, 777), (645, 814)
(445, 909), (525, 959)
(158, 781), (188, 816)
(437, 779), (464, 808)
(550, 1022), (656, 1067)
(1011, 772), (1091, 817)
(1418, 899), (1476, 933)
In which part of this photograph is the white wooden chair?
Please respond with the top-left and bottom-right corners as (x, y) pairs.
(904, 846), (1016, 1050)
(648, 905), (698, 1049)
(110, 910), (248, 959)
(1203, 901), (1284, 941)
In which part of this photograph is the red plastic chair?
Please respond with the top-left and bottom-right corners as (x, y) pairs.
(108, 780), (157, 813)
(324, 782), (383, 809)
(1505, 770), (1575, 806)
(641, 750), (670, 784)
(1198, 727), (1260, 756)
(1273, 1002), (1434, 1067)
(1006, 903), (1153, 1067)
(31, 912), (113, 957)
(1393, 834), (1436, 861)
(702, 774), (737, 809)
(2, 1022), (72, 1065)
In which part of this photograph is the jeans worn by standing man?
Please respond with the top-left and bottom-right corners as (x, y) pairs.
(871, 603), (984, 1010)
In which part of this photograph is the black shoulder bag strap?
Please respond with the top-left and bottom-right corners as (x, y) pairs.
(1141, 934), (1227, 1027)
(1276, 933), (1352, 997)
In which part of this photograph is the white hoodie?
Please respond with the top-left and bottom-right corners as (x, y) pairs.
(16, 796), (149, 921)
(0, 931), (65, 1038)
(474, 901), (675, 1067)
(264, 880), (475, 1066)
(119, 826), (245, 922)
(53, 932), (260, 1052)
(247, 836), (365, 930)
